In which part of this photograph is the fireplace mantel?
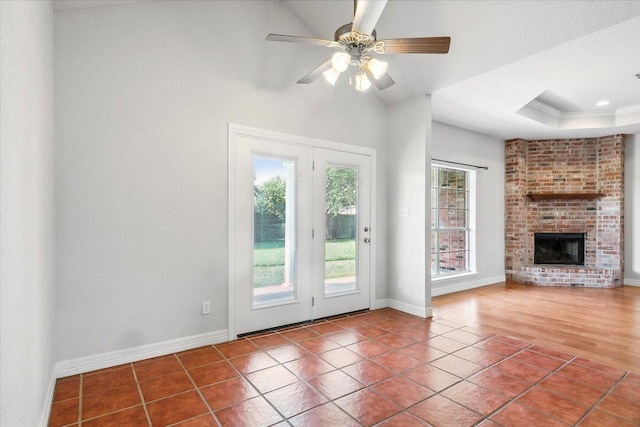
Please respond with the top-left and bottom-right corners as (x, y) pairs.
(526, 192), (604, 201)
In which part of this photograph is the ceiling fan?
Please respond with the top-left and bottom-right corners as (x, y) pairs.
(266, 0), (451, 91)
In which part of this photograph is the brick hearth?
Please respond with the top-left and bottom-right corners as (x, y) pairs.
(505, 135), (624, 287)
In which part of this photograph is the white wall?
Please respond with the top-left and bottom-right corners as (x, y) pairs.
(431, 122), (505, 296)
(54, 0), (387, 362)
(0, 1), (56, 425)
(386, 96), (431, 316)
(625, 134), (640, 285)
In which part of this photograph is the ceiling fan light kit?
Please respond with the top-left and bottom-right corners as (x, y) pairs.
(266, 0), (451, 92)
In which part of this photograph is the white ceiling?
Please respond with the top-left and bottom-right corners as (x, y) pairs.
(53, 0), (640, 140)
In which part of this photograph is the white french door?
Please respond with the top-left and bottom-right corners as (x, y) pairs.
(229, 126), (373, 336)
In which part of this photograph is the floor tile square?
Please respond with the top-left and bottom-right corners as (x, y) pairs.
(375, 333), (416, 348)
(527, 344), (574, 361)
(289, 402), (360, 427)
(82, 365), (136, 395)
(48, 397), (79, 427)
(425, 336), (468, 353)
(473, 338), (522, 357)
(171, 414), (218, 426)
(215, 396), (283, 427)
(423, 321), (455, 335)
(468, 368), (531, 398)
(410, 395), (483, 427)
(306, 370), (364, 400)
(441, 329), (486, 345)
(265, 343), (311, 363)
(335, 388), (401, 426)
(326, 330), (366, 346)
(188, 360), (238, 387)
(133, 355), (182, 381)
(441, 380), (510, 415)
(139, 370), (194, 402)
(376, 411), (429, 426)
(557, 363), (621, 389)
(280, 327), (320, 342)
(245, 365), (299, 393)
(341, 360), (394, 386)
(228, 351), (278, 374)
(372, 350), (423, 373)
(318, 347), (364, 368)
(264, 381), (327, 418)
(516, 386), (590, 424)
(200, 376), (259, 411)
(596, 391), (640, 423)
(351, 324), (389, 339)
(53, 376), (80, 402)
(453, 346), (505, 367)
(510, 349), (566, 371)
(177, 346), (224, 369)
(82, 406), (148, 427)
(346, 339), (392, 358)
(393, 327), (433, 342)
(82, 383), (141, 420)
(216, 339), (260, 358)
(398, 342), (447, 363)
(572, 357), (627, 378)
(331, 317), (367, 329)
(283, 355), (334, 380)
(249, 333), (291, 349)
(306, 322), (343, 335)
(579, 409), (638, 427)
(493, 358), (549, 384)
(491, 402), (566, 427)
(404, 364), (461, 392)
(612, 376), (640, 400)
(429, 354), (484, 378)
(297, 336), (341, 354)
(373, 376), (434, 407)
(146, 390), (209, 426)
(538, 372), (606, 406)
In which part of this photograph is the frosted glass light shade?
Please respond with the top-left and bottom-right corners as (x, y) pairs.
(355, 71), (371, 91)
(331, 52), (351, 72)
(367, 58), (388, 80)
(323, 67), (340, 85)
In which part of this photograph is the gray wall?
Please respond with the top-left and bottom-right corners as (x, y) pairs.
(431, 122), (505, 295)
(625, 134), (640, 285)
(386, 96), (431, 314)
(0, 1), (56, 425)
(54, 1), (388, 362)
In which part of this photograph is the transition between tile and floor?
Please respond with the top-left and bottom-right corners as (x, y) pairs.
(49, 308), (640, 427)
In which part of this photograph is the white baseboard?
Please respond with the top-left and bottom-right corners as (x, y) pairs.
(39, 370), (57, 427)
(431, 274), (505, 297)
(386, 299), (432, 318)
(624, 278), (640, 287)
(55, 329), (229, 378)
(374, 298), (389, 309)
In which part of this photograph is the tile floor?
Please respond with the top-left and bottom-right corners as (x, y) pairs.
(49, 309), (640, 426)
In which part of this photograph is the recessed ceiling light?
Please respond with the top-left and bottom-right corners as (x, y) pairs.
(596, 100), (610, 107)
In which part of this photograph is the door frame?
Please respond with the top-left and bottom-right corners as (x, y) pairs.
(228, 124), (377, 340)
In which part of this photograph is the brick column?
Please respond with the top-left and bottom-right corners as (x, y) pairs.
(505, 139), (527, 279)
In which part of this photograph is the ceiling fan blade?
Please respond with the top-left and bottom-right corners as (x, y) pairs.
(363, 65), (395, 90)
(297, 59), (333, 84)
(266, 34), (335, 47)
(352, 0), (387, 36)
(377, 37), (451, 54)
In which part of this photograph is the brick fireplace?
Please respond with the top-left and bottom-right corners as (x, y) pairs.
(505, 135), (624, 287)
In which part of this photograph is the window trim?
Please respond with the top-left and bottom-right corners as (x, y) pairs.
(430, 163), (476, 279)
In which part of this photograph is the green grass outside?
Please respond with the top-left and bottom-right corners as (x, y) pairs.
(253, 239), (355, 287)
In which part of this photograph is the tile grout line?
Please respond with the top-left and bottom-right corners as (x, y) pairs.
(130, 361), (153, 427)
(175, 347), (225, 427)
(572, 371), (630, 426)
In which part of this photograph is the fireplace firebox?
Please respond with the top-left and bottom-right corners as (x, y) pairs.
(534, 233), (585, 265)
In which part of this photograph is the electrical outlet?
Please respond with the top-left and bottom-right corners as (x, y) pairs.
(399, 279), (404, 288)
(202, 301), (211, 315)
(399, 207), (409, 217)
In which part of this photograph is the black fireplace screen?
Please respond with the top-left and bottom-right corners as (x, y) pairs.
(534, 233), (585, 265)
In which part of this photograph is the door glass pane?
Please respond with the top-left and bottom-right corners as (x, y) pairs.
(325, 166), (357, 295)
(253, 156), (296, 306)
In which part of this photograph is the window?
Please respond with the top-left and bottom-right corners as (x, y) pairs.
(430, 165), (475, 277)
